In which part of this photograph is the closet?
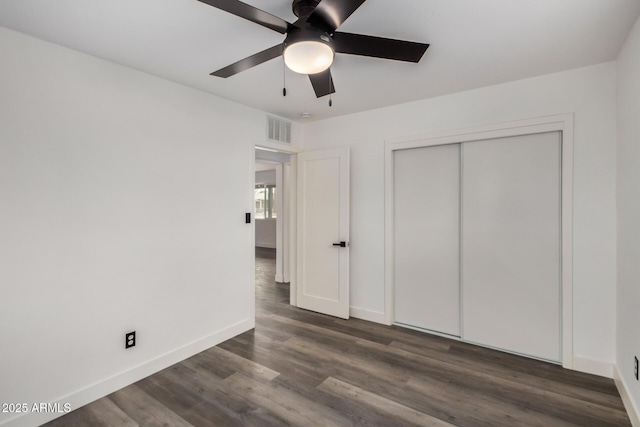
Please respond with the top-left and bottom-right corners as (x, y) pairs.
(393, 131), (561, 362)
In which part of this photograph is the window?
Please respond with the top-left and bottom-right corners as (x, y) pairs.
(255, 184), (276, 219)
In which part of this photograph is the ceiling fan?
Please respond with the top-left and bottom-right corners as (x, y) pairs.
(198, 0), (430, 98)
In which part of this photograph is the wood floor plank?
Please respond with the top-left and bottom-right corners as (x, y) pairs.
(46, 396), (139, 427)
(441, 368), (630, 426)
(265, 313), (362, 348)
(140, 362), (285, 427)
(284, 335), (411, 385)
(406, 375), (582, 427)
(278, 335), (475, 424)
(318, 377), (456, 427)
(366, 338), (630, 425)
(219, 330), (329, 387)
(254, 313), (315, 343)
(334, 318), (453, 352)
(108, 384), (193, 427)
(190, 346), (280, 382)
(447, 340), (621, 396)
(285, 329), (630, 426)
(223, 372), (352, 426)
(88, 398), (139, 427)
(387, 339), (626, 411)
(134, 366), (239, 427)
(284, 334), (546, 426)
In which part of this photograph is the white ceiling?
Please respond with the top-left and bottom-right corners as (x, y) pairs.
(0, 0), (638, 123)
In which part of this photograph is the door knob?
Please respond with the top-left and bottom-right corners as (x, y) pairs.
(332, 241), (347, 247)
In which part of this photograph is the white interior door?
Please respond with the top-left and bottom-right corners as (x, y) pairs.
(461, 132), (561, 362)
(394, 144), (461, 336)
(297, 147), (349, 319)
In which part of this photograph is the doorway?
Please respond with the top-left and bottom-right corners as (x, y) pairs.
(253, 144), (351, 320)
(254, 148), (292, 310)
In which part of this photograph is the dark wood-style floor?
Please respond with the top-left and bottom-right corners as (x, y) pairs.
(45, 249), (631, 426)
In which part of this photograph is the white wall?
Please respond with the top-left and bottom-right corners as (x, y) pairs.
(255, 170), (277, 248)
(302, 62), (618, 371)
(616, 13), (640, 419)
(255, 219), (277, 248)
(0, 26), (278, 426)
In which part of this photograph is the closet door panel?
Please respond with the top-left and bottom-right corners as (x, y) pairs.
(394, 144), (460, 336)
(461, 132), (561, 362)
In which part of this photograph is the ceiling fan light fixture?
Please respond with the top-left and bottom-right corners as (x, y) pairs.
(283, 31), (334, 75)
(284, 41), (334, 74)
(203, 0), (430, 99)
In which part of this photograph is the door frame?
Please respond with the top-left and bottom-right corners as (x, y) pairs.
(254, 162), (285, 282)
(384, 113), (574, 369)
(253, 143), (299, 311)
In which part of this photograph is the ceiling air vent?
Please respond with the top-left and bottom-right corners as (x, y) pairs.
(267, 116), (292, 144)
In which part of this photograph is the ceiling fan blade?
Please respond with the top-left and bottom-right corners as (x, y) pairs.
(211, 44), (283, 78)
(307, 0), (367, 33)
(308, 69), (335, 98)
(197, 0), (291, 34)
(333, 32), (429, 63)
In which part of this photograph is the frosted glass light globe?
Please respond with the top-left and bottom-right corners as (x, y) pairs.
(284, 41), (334, 74)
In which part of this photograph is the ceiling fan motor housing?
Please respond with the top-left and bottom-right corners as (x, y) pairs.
(292, 0), (321, 19)
(284, 27), (334, 53)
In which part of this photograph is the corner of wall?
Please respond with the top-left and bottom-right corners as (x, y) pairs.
(349, 306), (386, 324)
(615, 365), (640, 426)
(615, 11), (640, 427)
(572, 355), (614, 378)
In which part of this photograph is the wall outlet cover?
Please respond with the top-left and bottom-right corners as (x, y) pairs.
(125, 331), (136, 349)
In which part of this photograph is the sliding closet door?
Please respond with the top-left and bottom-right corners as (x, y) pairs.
(394, 144), (460, 336)
(461, 132), (561, 362)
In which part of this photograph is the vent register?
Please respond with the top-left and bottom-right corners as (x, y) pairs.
(267, 116), (292, 144)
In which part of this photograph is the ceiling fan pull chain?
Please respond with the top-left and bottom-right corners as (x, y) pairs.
(283, 57), (287, 97)
(329, 68), (332, 107)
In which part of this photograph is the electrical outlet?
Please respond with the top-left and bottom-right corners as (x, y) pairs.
(635, 356), (638, 381)
(125, 331), (136, 349)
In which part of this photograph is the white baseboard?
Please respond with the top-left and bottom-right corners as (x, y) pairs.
(571, 355), (614, 378)
(349, 306), (386, 324)
(614, 365), (640, 427)
(2, 319), (253, 427)
(275, 274), (284, 283)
